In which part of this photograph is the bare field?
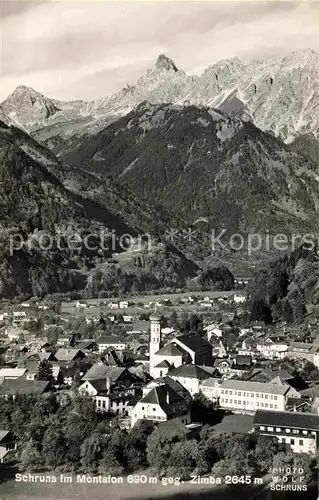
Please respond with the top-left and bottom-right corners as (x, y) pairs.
(61, 290), (236, 317)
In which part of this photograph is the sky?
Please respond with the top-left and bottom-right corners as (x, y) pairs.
(0, 1), (318, 101)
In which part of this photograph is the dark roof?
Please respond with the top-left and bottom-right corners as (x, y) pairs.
(83, 364), (127, 382)
(0, 379), (50, 396)
(253, 410), (319, 431)
(175, 334), (212, 353)
(54, 349), (85, 361)
(169, 364), (211, 379)
(147, 376), (191, 402)
(235, 355), (252, 366)
(155, 343), (185, 357)
(154, 360), (171, 368)
(157, 418), (190, 438)
(0, 430), (12, 443)
(140, 384), (188, 417)
(97, 335), (124, 345)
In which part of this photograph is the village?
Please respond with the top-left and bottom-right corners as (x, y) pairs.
(0, 284), (319, 472)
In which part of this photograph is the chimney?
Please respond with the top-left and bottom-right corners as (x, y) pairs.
(106, 377), (111, 393)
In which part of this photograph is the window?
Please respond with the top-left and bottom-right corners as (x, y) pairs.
(274, 396), (277, 400)
(261, 403), (264, 407)
(265, 395), (268, 399)
(153, 407), (156, 411)
(302, 430), (308, 435)
(225, 390), (228, 394)
(221, 390), (224, 394)
(291, 439), (295, 445)
(141, 406), (145, 410)
(269, 404), (273, 408)
(256, 393), (259, 398)
(267, 427), (274, 431)
(276, 427), (281, 432)
(292, 429), (299, 434)
(225, 398), (228, 403)
(265, 403), (268, 408)
(238, 391), (241, 396)
(261, 394), (264, 398)
(260, 426), (265, 431)
(286, 429), (291, 433)
(274, 405), (277, 409)
(299, 440), (303, 446)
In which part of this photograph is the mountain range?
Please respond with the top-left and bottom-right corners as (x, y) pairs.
(1, 49), (318, 143)
(0, 49), (318, 300)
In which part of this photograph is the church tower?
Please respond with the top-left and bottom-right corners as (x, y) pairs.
(149, 311), (162, 377)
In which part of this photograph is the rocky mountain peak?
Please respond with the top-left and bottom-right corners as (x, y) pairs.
(155, 54), (178, 72)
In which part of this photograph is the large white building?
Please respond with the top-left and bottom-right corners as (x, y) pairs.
(256, 338), (288, 359)
(200, 378), (301, 413)
(169, 364), (212, 396)
(252, 410), (319, 455)
(131, 382), (191, 428)
(96, 335), (127, 354)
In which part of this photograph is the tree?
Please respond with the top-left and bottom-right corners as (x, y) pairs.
(19, 438), (43, 472)
(126, 419), (155, 470)
(253, 436), (279, 472)
(37, 360), (53, 381)
(80, 433), (106, 472)
(166, 440), (199, 480)
(146, 427), (188, 476)
(42, 426), (66, 468)
(250, 299), (272, 324)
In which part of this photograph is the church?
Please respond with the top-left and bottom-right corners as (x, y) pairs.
(149, 312), (213, 378)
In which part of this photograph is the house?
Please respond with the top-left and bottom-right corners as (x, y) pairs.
(213, 358), (232, 376)
(200, 378), (300, 413)
(26, 351), (57, 362)
(0, 379), (50, 398)
(256, 338), (288, 359)
(142, 376), (192, 402)
(123, 315), (133, 323)
(76, 301), (87, 309)
(109, 303), (119, 309)
(286, 342), (315, 364)
(205, 324), (223, 340)
(96, 335), (127, 354)
(169, 364), (212, 396)
(131, 383), (191, 427)
(252, 410), (319, 455)
(79, 366), (141, 414)
(76, 340), (98, 352)
(54, 348), (86, 362)
(233, 293), (246, 304)
(0, 430), (16, 462)
(24, 361), (61, 382)
(119, 301), (129, 309)
(0, 368), (27, 380)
